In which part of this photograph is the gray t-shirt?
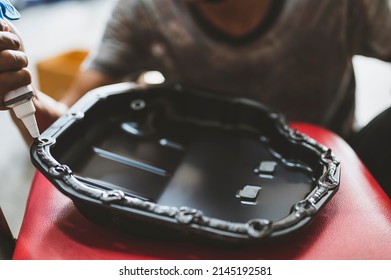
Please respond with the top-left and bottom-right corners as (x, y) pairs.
(85, 0), (391, 138)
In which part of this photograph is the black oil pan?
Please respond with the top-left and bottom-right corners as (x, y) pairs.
(30, 83), (340, 244)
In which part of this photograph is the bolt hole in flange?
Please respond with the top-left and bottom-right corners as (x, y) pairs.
(130, 99), (146, 111)
(247, 219), (272, 238)
(68, 112), (85, 119)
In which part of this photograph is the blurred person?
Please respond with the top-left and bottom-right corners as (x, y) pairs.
(1, 0), (391, 195)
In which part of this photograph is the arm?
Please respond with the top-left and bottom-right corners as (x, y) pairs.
(349, 0), (391, 61)
(59, 69), (118, 108)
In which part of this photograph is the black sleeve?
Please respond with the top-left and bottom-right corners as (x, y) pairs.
(348, 0), (391, 61)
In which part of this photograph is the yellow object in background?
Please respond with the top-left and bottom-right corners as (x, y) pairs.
(36, 50), (88, 100)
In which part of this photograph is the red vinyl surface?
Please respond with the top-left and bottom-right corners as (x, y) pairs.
(12, 123), (391, 259)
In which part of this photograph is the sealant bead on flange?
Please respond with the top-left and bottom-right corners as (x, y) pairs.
(49, 165), (73, 178)
(67, 111), (84, 120)
(247, 219), (273, 239)
(35, 137), (55, 147)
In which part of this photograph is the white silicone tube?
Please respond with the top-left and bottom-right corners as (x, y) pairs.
(4, 85), (40, 138)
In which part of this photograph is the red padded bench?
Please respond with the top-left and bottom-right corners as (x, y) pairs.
(12, 123), (391, 259)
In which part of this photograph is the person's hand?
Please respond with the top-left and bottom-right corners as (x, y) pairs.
(0, 19), (31, 110)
